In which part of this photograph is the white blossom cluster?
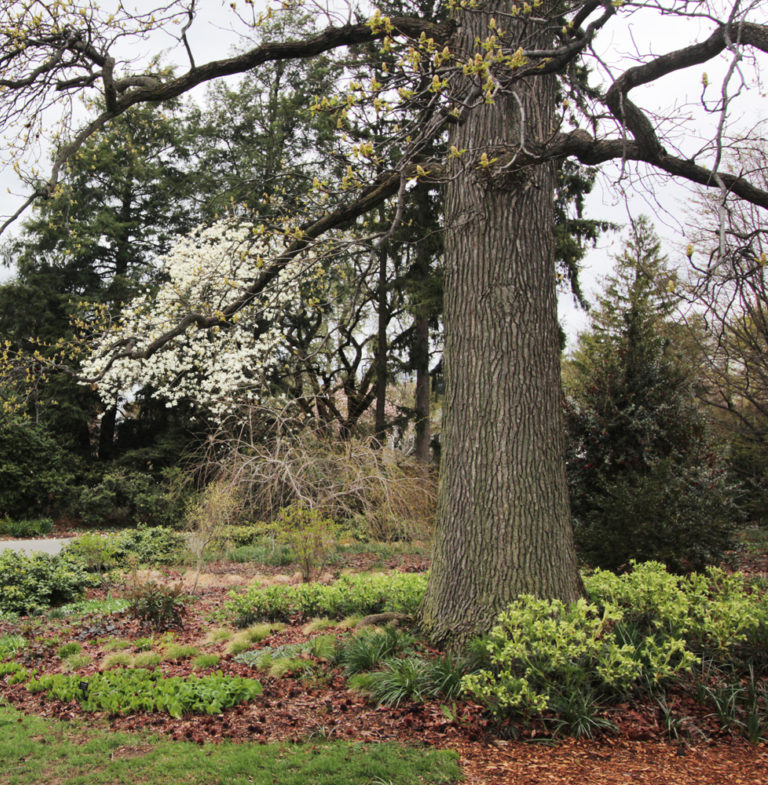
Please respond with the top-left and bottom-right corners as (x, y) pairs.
(81, 219), (309, 419)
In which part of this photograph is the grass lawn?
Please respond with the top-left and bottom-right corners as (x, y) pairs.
(0, 703), (461, 785)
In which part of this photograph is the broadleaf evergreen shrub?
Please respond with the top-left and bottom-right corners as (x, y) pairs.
(0, 551), (95, 615)
(463, 561), (768, 734)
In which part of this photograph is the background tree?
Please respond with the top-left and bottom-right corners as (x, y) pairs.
(565, 217), (738, 571)
(684, 145), (768, 525)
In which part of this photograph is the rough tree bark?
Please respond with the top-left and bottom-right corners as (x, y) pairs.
(420, 3), (582, 645)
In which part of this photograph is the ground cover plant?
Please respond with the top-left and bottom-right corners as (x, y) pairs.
(226, 571), (428, 625)
(1, 540), (768, 784)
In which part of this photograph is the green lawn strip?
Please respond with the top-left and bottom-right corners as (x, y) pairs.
(0, 704), (461, 785)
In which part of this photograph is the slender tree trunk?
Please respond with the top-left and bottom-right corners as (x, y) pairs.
(98, 404), (117, 461)
(374, 245), (389, 442)
(420, 4), (581, 645)
(413, 312), (431, 462)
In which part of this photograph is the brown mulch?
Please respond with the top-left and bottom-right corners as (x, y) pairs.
(1, 558), (767, 784)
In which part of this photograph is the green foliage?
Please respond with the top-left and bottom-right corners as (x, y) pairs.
(163, 644), (200, 662)
(76, 470), (186, 529)
(0, 516), (53, 537)
(269, 505), (340, 582)
(0, 633), (26, 660)
(0, 417), (74, 519)
(463, 561), (768, 735)
(218, 524), (265, 546)
(226, 571), (427, 625)
(192, 654), (221, 670)
(64, 653), (92, 671)
(64, 532), (120, 572)
(50, 595), (129, 617)
(63, 527), (184, 571)
(133, 652), (162, 668)
(65, 526), (186, 569)
(351, 657), (439, 708)
(102, 652), (133, 669)
(28, 668), (263, 718)
(0, 550), (94, 615)
(565, 217), (738, 571)
(227, 541), (294, 566)
(350, 653), (470, 707)
(126, 580), (187, 631)
(234, 639), (330, 674)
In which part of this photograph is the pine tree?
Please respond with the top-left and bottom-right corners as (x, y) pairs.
(565, 217), (738, 572)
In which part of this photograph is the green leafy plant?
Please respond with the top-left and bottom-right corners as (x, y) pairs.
(27, 668), (263, 718)
(62, 533), (119, 572)
(192, 654), (220, 670)
(102, 652), (133, 669)
(56, 642), (81, 659)
(336, 627), (413, 675)
(103, 638), (134, 652)
(0, 634), (26, 661)
(0, 517), (53, 538)
(163, 644), (199, 662)
(461, 592), (695, 729)
(0, 550), (94, 616)
(133, 652), (162, 668)
(64, 653), (91, 671)
(227, 571), (427, 625)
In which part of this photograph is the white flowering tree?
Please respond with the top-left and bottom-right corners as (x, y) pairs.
(82, 220), (314, 420)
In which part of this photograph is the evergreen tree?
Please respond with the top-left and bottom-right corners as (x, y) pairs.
(565, 217), (738, 571)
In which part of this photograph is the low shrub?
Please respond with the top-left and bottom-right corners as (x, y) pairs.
(268, 505), (340, 582)
(116, 526), (185, 565)
(226, 541), (294, 566)
(227, 571), (427, 626)
(126, 580), (187, 631)
(76, 469), (185, 529)
(63, 527), (185, 570)
(0, 551), (95, 616)
(62, 533), (119, 572)
(27, 668), (263, 717)
(462, 561), (768, 736)
(0, 517), (53, 538)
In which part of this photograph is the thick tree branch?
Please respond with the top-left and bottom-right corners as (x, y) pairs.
(605, 21), (768, 161)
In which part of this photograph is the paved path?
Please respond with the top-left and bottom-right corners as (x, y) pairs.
(0, 538), (75, 556)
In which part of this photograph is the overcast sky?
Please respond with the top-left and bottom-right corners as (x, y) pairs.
(0, 1), (764, 347)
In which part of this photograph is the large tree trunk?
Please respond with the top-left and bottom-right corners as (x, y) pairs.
(420, 5), (581, 645)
